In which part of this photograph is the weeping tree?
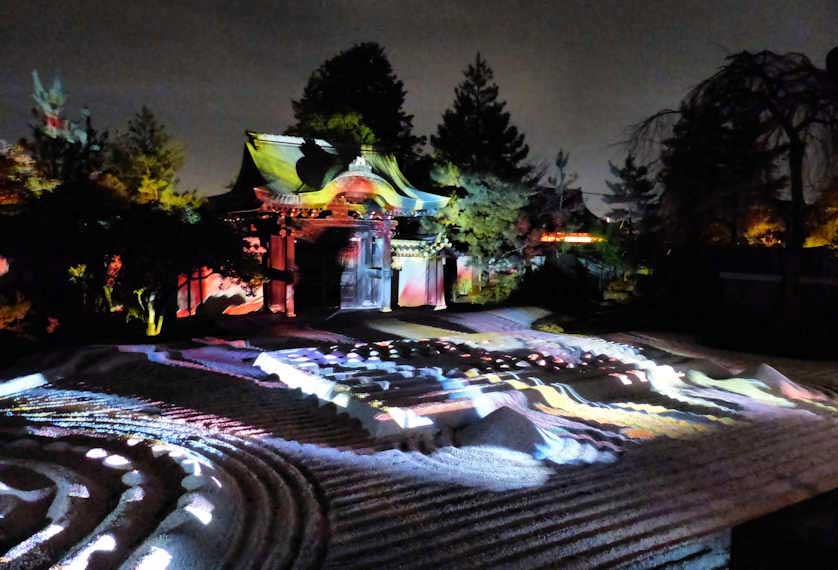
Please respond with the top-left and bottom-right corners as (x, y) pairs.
(631, 50), (838, 251)
(630, 49), (838, 320)
(655, 102), (784, 247)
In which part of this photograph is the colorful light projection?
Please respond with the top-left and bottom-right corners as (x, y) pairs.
(177, 269), (264, 318)
(245, 134), (449, 215)
(392, 238), (447, 308)
(1, 376), (336, 570)
(0, 416), (235, 569)
(0, 372), (47, 397)
(396, 258), (431, 307)
(394, 256), (446, 309)
(177, 237), (265, 318)
(255, 334), (658, 455)
(255, 331), (837, 464)
(455, 256), (475, 299)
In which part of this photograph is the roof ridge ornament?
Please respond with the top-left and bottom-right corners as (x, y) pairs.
(348, 155), (372, 173)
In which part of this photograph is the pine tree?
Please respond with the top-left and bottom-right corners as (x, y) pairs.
(604, 154), (656, 228)
(107, 107), (199, 210)
(526, 150), (586, 232)
(109, 107), (184, 189)
(423, 170), (530, 303)
(431, 53), (529, 180)
(287, 42), (423, 162)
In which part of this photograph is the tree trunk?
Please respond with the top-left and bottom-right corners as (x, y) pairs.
(788, 141), (805, 251)
(783, 141), (805, 325)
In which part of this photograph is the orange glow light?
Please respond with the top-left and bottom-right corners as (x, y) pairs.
(540, 232), (603, 244)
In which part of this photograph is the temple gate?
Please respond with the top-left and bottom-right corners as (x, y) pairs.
(178, 133), (450, 317)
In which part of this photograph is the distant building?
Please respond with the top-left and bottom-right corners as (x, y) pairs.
(178, 133), (450, 317)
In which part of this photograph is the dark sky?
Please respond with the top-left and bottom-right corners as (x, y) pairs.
(1, 1), (836, 214)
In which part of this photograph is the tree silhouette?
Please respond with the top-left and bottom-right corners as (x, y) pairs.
(432, 53), (529, 180)
(2, 81), (257, 338)
(109, 107), (184, 188)
(655, 103), (784, 246)
(632, 50), (838, 251)
(604, 154), (656, 227)
(105, 106), (202, 210)
(287, 42), (423, 162)
(631, 49), (838, 322)
(525, 150), (586, 233)
(28, 71), (107, 183)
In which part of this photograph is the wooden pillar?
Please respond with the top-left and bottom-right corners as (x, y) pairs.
(379, 220), (392, 312)
(269, 232), (286, 314)
(185, 272), (192, 315)
(434, 257), (447, 310)
(198, 268), (205, 307)
(286, 230), (296, 317)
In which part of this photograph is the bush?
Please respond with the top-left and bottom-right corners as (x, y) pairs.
(511, 255), (598, 315)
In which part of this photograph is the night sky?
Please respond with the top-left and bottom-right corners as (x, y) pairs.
(1, 1), (835, 214)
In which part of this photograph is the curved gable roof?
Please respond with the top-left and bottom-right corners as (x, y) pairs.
(234, 132), (448, 214)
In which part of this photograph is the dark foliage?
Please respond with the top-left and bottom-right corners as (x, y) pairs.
(287, 42), (424, 164)
(604, 155), (657, 229)
(0, 178), (255, 338)
(656, 103), (784, 247)
(525, 150), (588, 233)
(28, 113), (107, 184)
(510, 255), (598, 317)
(432, 53), (529, 181)
(632, 50), (838, 252)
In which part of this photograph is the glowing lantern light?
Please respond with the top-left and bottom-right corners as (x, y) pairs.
(540, 232), (604, 244)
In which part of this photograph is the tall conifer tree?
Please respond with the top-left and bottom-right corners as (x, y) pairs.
(432, 53), (529, 180)
(287, 42), (423, 162)
(604, 155), (656, 227)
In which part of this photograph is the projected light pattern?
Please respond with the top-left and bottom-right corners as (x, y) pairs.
(0, 387), (328, 570)
(244, 134), (449, 214)
(253, 336), (656, 462)
(396, 257), (434, 307)
(255, 331), (837, 464)
(177, 267), (263, 318)
(2, 321), (837, 569)
(0, 429), (170, 568)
